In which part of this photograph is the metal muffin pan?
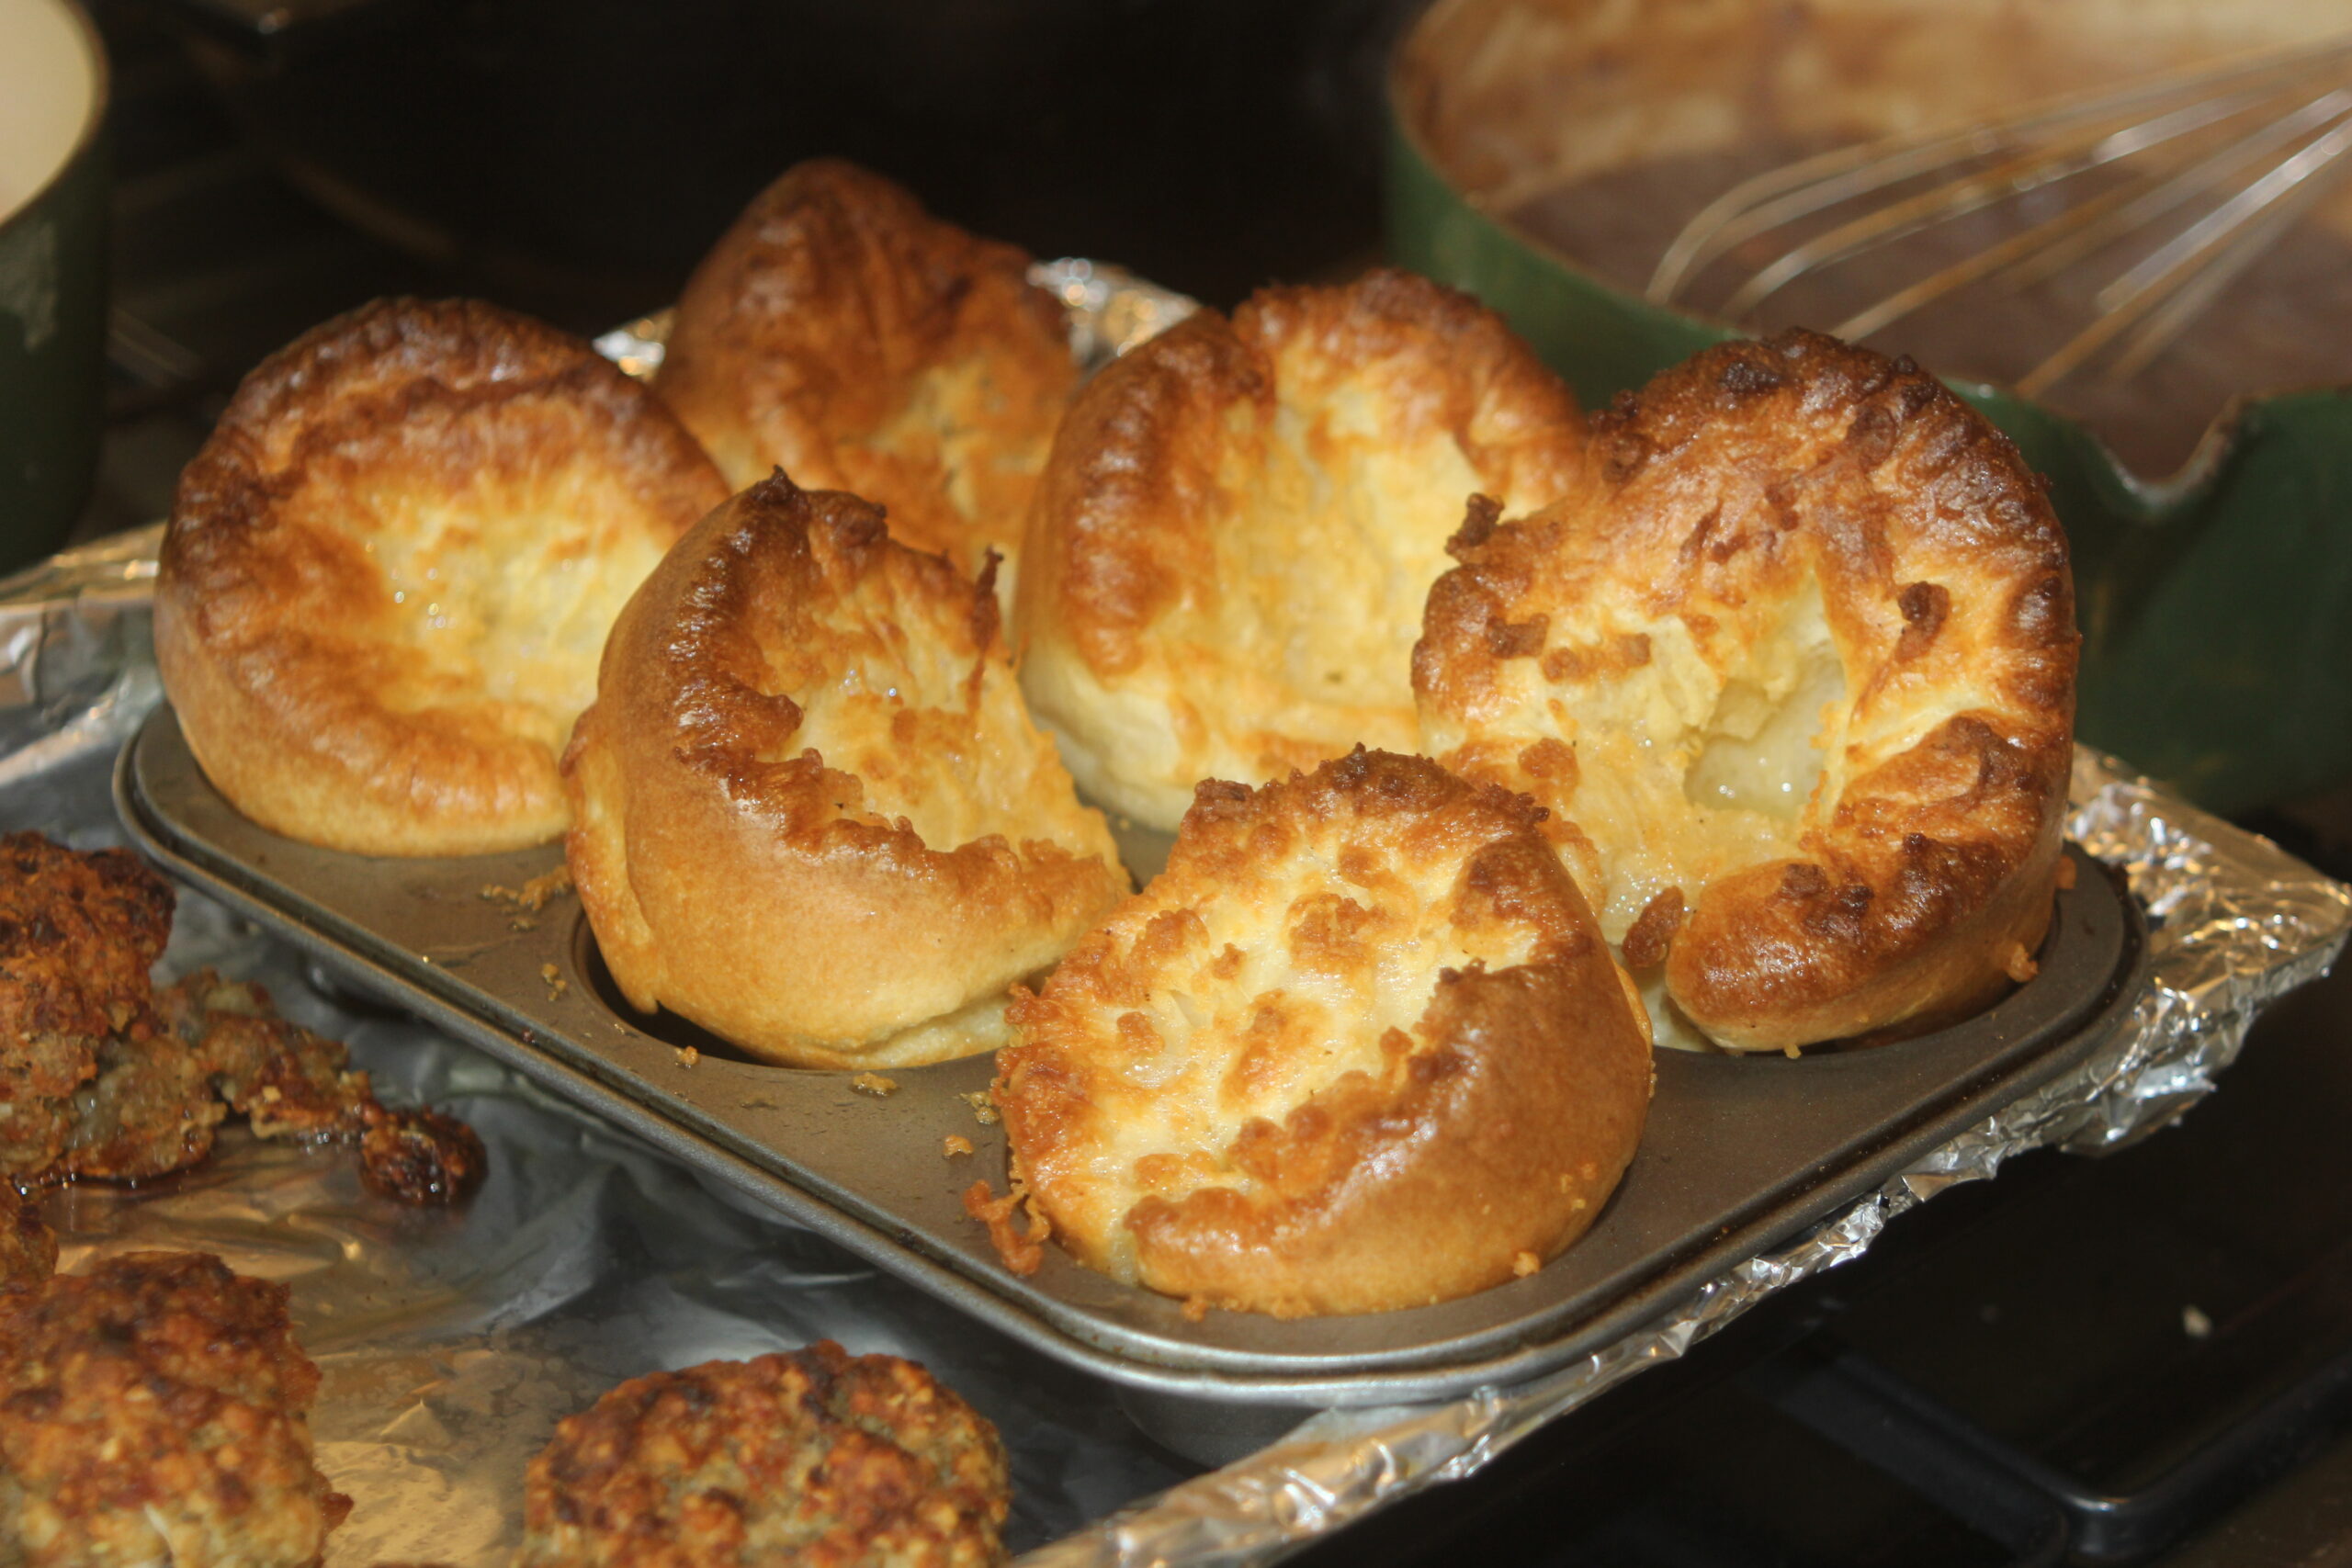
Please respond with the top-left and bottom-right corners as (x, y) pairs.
(117, 703), (2148, 1437)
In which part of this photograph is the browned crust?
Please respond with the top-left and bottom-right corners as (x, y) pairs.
(1013, 269), (1584, 827)
(997, 749), (1651, 1317)
(157, 298), (728, 858)
(562, 474), (1124, 1066)
(0, 1252), (349, 1566)
(518, 1342), (1009, 1568)
(1416, 330), (2077, 1050)
(655, 158), (1075, 577)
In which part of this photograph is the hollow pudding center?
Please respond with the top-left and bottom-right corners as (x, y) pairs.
(296, 437), (676, 749)
(750, 564), (1098, 859)
(1555, 577), (1848, 942)
(1681, 583), (1844, 821)
(1210, 375), (1487, 737)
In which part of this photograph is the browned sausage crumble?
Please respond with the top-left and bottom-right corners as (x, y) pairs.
(0, 1250), (349, 1567)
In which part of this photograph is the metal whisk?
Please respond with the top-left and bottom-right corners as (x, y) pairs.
(1646, 36), (2352, 397)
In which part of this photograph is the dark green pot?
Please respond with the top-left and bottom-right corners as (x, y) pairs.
(0, 0), (108, 577)
(1386, 107), (2352, 818)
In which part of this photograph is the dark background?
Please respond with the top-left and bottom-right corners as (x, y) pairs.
(81, 0), (1408, 539)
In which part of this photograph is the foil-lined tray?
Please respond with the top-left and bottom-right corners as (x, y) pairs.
(2, 259), (2344, 1563)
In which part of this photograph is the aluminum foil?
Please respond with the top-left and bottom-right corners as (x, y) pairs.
(1, 254), (2340, 1562)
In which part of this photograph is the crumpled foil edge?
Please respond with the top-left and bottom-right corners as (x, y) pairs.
(1020, 750), (2352, 1568)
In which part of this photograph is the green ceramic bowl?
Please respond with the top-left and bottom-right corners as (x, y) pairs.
(1386, 0), (2352, 815)
(0, 0), (108, 576)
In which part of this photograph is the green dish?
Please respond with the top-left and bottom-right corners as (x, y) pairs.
(0, 0), (108, 577)
(1385, 9), (2352, 816)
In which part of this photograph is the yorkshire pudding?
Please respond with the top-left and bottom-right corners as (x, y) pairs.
(563, 474), (1125, 1068)
(1415, 331), (2078, 1054)
(1014, 269), (1585, 831)
(995, 749), (1651, 1318)
(156, 298), (729, 858)
(654, 158), (1077, 585)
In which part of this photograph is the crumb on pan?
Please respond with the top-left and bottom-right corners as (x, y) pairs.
(943, 1135), (975, 1159)
(0, 1251), (350, 1567)
(961, 1179), (1048, 1277)
(481, 865), (576, 912)
(675, 1045), (700, 1069)
(851, 1072), (899, 1098)
(518, 1340), (1009, 1568)
(957, 1090), (1000, 1127)
(541, 963), (569, 1000)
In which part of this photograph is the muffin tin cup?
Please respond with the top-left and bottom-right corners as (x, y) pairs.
(116, 705), (2149, 1461)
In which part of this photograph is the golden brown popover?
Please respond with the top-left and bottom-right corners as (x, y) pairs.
(1415, 331), (2078, 1054)
(157, 298), (729, 858)
(563, 474), (1125, 1068)
(1014, 269), (1585, 831)
(654, 158), (1077, 586)
(995, 749), (1652, 1318)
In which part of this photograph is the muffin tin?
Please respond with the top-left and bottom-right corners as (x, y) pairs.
(118, 704), (2148, 1460)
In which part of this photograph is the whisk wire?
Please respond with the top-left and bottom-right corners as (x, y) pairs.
(1646, 34), (2352, 304)
(1833, 85), (2352, 342)
(2021, 105), (2352, 395)
(1650, 34), (2352, 400)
